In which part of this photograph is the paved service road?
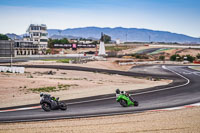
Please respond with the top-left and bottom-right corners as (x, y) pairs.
(0, 55), (89, 63)
(0, 65), (200, 122)
(136, 48), (161, 54)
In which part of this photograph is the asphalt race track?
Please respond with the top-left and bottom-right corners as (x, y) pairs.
(0, 65), (200, 123)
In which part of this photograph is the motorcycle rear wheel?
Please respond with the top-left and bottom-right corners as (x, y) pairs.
(134, 101), (139, 106)
(59, 102), (67, 110)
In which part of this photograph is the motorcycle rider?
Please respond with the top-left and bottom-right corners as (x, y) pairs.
(39, 93), (67, 111)
(116, 88), (126, 97)
(115, 89), (134, 102)
(40, 92), (57, 101)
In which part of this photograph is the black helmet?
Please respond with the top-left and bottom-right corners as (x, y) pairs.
(116, 89), (120, 94)
(40, 92), (44, 97)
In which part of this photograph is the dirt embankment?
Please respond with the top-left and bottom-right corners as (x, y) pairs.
(0, 107), (199, 133)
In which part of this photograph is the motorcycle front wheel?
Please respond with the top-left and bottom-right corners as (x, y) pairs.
(119, 99), (127, 107)
(41, 103), (51, 112)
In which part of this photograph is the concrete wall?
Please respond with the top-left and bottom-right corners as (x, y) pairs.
(0, 40), (14, 57)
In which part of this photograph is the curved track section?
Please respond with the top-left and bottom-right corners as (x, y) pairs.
(0, 65), (200, 123)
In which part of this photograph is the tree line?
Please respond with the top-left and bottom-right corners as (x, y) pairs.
(48, 38), (69, 48)
(0, 34), (9, 40)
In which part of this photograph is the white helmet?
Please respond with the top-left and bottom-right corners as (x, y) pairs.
(40, 92), (44, 97)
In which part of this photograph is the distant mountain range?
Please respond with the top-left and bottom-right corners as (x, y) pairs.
(6, 27), (200, 43)
(48, 27), (200, 43)
(6, 33), (22, 40)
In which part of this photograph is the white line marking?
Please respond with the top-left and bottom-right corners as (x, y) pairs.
(160, 106), (184, 111)
(0, 106), (41, 113)
(179, 67), (200, 77)
(191, 103), (200, 106)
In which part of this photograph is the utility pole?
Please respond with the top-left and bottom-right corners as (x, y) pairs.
(199, 37), (200, 44)
(126, 33), (127, 42)
(10, 40), (13, 67)
(149, 35), (151, 43)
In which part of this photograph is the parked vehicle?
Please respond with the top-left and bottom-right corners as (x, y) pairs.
(40, 93), (67, 111)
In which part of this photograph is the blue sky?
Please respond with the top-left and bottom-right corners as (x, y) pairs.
(0, 0), (199, 37)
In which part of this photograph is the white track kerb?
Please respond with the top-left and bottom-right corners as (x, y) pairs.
(0, 65), (198, 113)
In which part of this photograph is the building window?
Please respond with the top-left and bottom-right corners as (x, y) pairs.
(40, 39), (48, 42)
(31, 26), (40, 30)
(33, 33), (39, 36)
(41, 33), (47, 36)
(41, 27), (46, 30)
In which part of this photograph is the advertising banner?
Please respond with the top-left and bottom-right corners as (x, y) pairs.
(53, 43), (96, 48)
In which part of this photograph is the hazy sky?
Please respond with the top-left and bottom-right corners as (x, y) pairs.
(0, 0), (199, 37)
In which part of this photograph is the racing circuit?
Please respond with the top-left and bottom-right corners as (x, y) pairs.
(0, 64), (200, 123)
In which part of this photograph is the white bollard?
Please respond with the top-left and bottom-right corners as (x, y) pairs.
(19, 67), (24, 74)
(15, 67), (19, 73)
(11, 67), (16, 73)
(3, 67), (8, 72)
(0, 66), (3, 72)
(8, 67), (12, 72)
(0, 66), (25, 74)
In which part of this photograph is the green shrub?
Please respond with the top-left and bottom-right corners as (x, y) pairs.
(159, 55), (165, 61)
(185, 55), (195, 62)
(170, 54), (182, 61)
(42, 59), (71, 63)
(170, 54), (195, 62)
(131, 54), (149, 59)
(30, 86), (57, 93)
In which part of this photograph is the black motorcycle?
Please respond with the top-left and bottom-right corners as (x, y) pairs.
(40, 93), (67, 112)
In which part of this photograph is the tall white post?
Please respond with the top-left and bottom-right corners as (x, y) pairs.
(98, 41), (106, 56)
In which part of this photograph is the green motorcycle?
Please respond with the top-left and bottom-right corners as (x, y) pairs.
(116, 93), (139, 107)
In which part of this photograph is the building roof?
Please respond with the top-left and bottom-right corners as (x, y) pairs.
(29, 24), (47, 27)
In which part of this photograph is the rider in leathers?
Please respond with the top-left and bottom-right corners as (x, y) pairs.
(115, 88), (134, 102)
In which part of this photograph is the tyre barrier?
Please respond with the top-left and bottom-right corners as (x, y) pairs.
(0, 66), (25, 73)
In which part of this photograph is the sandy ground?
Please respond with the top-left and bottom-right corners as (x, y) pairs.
(13, 57), (133, 71)
(178, 49), (200, 57)
(0, 106), (199, 133)
(0, 61), (170, 108)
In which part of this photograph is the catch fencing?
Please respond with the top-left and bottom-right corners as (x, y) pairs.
(0, 40), (14, 57)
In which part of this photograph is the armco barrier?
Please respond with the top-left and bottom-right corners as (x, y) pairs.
(0, 66), (24, 73)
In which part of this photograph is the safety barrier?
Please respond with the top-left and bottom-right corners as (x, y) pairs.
(0, 66), (24, 73)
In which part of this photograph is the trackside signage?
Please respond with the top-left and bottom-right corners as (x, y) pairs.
(53, 44), (96, 48)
